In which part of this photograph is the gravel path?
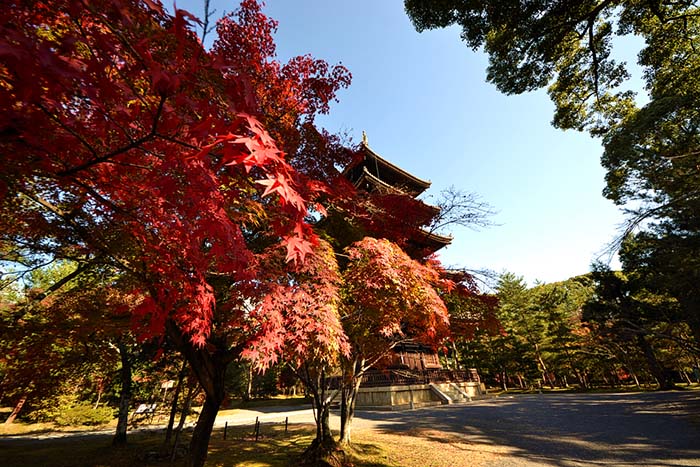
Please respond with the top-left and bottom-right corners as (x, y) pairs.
(351, 391), (700, 467)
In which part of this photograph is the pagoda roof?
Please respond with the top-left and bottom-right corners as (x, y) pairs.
(354, 168), (440, 215)
(415, 229), (452, 251)
(352, 167), (398, 193)
(344, 142), (431, 196)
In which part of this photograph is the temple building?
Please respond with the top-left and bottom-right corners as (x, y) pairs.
(342, 132), (452, 258)
(336, 134), (484, 408)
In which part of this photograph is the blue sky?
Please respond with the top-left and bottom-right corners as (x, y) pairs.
(180, 0), (628, 286)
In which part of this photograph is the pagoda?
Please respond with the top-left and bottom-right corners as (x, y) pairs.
(333, 135), (484, 409)
(341, 132), (452, 257)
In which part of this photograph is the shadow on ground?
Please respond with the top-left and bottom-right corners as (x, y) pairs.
(355, 391), (700, 467)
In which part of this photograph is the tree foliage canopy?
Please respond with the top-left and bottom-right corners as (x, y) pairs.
(405, 0), (700, 351)
(405, 0), (699, 213)
(0, 0), (353, 350)
(342, 237), (450, 351)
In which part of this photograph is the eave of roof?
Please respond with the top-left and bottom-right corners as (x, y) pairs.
(361, 142), (431, 191)
(418, 229), (452, 247)
(355, 167), (405, 194)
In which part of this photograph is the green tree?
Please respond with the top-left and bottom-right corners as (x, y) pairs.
(467, 273), (597, 390)
(530, 276), (596, 388)
(497, 273), (553, 387)
(0, 261), (129, 427)
(583, 264), (678, 390)
(405, 0), (700, 352)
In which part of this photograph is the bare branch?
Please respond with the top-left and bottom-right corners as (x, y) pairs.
(201, 0), (218, 45)
(426, 186), (497, 235)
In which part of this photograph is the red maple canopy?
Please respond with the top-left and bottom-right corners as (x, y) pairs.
(0, 0), (347, 350)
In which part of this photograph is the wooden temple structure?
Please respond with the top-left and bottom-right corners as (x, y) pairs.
(342, 133), (452, 258)
(337, 134), (484, 407)
(342, 134), (449, 372)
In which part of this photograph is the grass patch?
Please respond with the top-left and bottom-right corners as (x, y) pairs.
(0, 419), (118, 437)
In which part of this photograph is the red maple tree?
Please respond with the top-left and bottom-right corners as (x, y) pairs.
(1, 1), (351, 465)
(338, 237), (451, 443)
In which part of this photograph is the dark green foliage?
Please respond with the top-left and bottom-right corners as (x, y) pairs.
(457, 273), (597, 389)
(457, 268), (696, 391)
(405, 0), (635, 132)
(225, 360), (283, 400)
(405, 0), (700, 360)
(583, 262), (685, 390)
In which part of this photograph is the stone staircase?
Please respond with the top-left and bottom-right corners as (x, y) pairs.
(429, 382), (471, 404)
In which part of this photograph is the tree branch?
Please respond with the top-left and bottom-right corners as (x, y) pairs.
(57, 94), (167, 177)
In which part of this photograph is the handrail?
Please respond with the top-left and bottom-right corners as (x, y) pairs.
(329, 368), (480, 388)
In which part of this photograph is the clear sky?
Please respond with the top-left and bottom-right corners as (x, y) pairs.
(179, 0), (627, 286)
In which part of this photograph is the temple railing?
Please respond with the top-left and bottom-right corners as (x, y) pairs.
(329, 368), (480, 389)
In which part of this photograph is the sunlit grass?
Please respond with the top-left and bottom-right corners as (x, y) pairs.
(0, 420), (499, 466)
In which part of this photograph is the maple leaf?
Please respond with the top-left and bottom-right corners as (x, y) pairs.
(256, 174), (306, 211)
(143, 0), (164, 15)
(283, 234), (314, 264)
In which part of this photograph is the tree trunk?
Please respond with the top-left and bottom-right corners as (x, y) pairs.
(171, 382), (198, 462)
(631, 370), (641, 389)
(636, 334), (675, 390)
(4, 395), (27, 424)
(189, 394), (222, 467)
(681, 369), (692, 385)
(312, 369), (334, 446)
(244, 363), (253, 401)
(164, 359), (188, 447)
(297, 364), (337, 464)
(340, 358), (364, 445)
(93, 379), (104, 409)
(318, 399), (332, 443)
(618, 350), (641, 389)
(451, 341), (462, 370)
(113, 341), (132, 446)
(534, 343), (555, 388)
(165, 320), (229, 467)
(339, 378), (361, 445)
(573, 369), (583, 389)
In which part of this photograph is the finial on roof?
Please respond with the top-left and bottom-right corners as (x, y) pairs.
(362, 130), (368, 145)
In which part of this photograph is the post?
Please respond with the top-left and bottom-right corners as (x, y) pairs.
(285, 416), (288, 434)
(255, 419), (260, 441)
(224, 421), (227, 440)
